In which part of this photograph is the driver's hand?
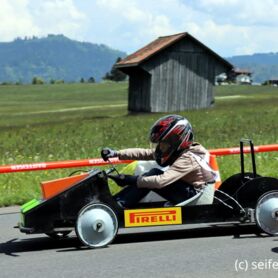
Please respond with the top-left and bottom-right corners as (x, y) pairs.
(101, 148), (117, 161)
(109, 174), (138, 187)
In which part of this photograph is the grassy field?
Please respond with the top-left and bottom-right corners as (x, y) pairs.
(0, 82), (277, 206)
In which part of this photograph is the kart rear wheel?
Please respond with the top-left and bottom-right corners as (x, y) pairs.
(217, 172), (260, 197)
(76, 203), (118, 248)
(255, 190), (278, 236)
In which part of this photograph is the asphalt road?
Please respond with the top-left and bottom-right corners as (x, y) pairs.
(1, 207), (278, 278)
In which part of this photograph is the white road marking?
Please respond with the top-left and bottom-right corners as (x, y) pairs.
(6, 104), (127, 116)
(215, 95), (245, 99)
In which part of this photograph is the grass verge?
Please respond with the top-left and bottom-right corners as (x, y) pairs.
(0, 83), (277, 206)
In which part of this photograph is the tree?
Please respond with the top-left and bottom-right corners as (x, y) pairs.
(102, 57), (127, 81)
(80, 77), (85, 83)
(102, 72), (111, 81)
(55, 79), (64, 84)
(88, 76), (95, 83)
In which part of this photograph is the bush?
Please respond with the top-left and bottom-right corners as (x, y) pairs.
(32, 77), (44, 85)
(88, 76), (95, 83)
(55, 80), (64, 84)
(102, 57), (127, 82)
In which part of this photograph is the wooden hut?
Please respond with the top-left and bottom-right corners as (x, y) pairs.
(115, 32), (233, 112)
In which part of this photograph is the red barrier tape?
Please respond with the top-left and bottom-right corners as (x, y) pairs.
(0, 158), (133, 174)
(0, 144), (277, 174)
(209, 144), (278, 156)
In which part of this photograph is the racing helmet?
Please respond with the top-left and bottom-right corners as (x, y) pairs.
(149, 115), (194, 166)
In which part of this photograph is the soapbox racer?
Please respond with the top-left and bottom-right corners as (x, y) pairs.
(17, 139), (278, 248)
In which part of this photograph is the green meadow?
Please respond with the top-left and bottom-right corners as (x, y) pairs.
(0, 82), (277, 206)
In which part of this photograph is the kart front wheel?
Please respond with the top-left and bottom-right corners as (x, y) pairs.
(76, 203), (118, 248)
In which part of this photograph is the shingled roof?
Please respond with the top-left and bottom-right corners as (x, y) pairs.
(116, 32), (233, 69)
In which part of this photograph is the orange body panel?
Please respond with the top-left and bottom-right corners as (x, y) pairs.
(41, 173), (89, 199)
(209, 155), (222, 189)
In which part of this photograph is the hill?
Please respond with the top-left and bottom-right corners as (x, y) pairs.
(0, 35), (126, 83)
(227, 52), (278, 83)
(0, 35), (277, 84)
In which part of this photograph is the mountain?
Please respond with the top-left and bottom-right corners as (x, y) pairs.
(0, 35), (277, 84)
(0, 35), (126, 83)
(226, 52), (278, 83)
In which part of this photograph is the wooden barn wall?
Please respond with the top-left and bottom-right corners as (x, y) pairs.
(140, 38), (229, 112)
(127, 67), (151, 112)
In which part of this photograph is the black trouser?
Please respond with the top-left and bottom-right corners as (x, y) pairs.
(114, 168), (196, 208)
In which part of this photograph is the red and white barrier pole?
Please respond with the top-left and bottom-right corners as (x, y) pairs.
(0, 144), (277, 174)
(209, 144), (278, 156)
(0, 158), (133, 174)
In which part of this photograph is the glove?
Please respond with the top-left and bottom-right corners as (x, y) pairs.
(109, 174), (138, 187)
(101, 148), (118, 161)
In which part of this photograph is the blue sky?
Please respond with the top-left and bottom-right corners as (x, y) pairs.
(1, 0), (277, 57)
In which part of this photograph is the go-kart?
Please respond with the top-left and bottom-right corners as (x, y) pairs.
(17, 139), (278, 248)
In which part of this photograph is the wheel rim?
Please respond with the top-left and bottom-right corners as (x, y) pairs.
(76, 203), (118, 248)
(255, 191), (278, 235)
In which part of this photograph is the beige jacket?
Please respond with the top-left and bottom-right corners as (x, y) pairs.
(117, 143), (215, 190)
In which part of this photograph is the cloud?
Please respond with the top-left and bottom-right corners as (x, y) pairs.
(0, 0), (39, 40)
(179, 0), (278, 56)
(29, 0), (87, 38)
(0, 0), (87, 41)
(87, 0), (193, 51)
(0, 0), (277, 56)
(85, 0), (278, 56)
(190, 0), (278, 26)
(92, 0), (176, 44)
(181, 20), (254, 55)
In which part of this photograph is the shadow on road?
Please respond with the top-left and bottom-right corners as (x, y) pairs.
(115, 224), (261, 245)
(0, 224), (263, 256)
(0, 236), (82, 257)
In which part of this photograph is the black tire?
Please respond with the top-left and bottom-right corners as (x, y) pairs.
(217, 172), (261, 197)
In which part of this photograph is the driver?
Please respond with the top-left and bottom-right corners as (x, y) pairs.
(101, 114), (216, 208)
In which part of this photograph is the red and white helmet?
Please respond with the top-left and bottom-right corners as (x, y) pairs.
(149, 115), (194, 166)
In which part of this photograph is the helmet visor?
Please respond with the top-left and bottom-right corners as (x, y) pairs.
(150, 141), (171, 154)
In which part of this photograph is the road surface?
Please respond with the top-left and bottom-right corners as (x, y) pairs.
(0, 207), (278, 278)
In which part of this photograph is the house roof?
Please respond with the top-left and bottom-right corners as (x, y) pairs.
(232, 68), (252, 75)
(116, 32), (233, 69)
